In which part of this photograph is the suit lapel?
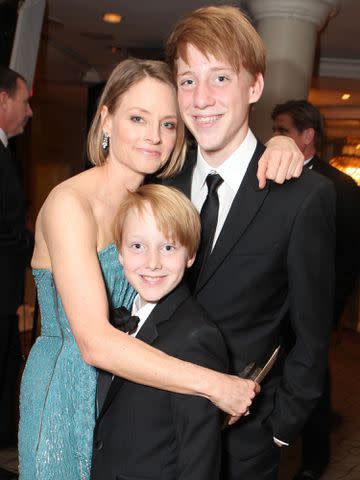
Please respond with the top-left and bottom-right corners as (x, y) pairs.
(98, 284), (191, 419)
(196, 142), (269, 291)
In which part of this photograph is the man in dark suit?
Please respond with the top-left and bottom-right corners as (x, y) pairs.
(163, 6), (335, 479)
(0, 66), (33, 453)
(272, 99), (360, 480)
(92, 185), (228, 480)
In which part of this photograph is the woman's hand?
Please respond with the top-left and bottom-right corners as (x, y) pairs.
(257, 135), (304, 189)
(210, 373), (260, 421)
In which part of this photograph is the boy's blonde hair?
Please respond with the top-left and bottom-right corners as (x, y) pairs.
(166, 5), (266, 79)
(113, 184), (201, 258)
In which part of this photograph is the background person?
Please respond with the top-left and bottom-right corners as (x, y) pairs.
(272, 99), (360, 480)
(0, 66), (33, 452)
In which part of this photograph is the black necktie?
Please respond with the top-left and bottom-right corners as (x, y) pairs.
(97, 307), (140, 412)
(188, 173), (223, 291)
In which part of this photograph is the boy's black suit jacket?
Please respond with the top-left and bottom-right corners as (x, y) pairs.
(92, 283), (228, 480)
(161, 141), (336, 459)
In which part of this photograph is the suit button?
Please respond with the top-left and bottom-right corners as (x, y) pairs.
(94, 439), (103, 450)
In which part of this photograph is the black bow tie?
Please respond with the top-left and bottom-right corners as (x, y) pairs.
(110, 306), (140, 335)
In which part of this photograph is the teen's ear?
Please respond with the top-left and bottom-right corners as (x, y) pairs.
(249, 73), (264, 104)
(118, 252), (124, 266)
(186, 253), (196, 269)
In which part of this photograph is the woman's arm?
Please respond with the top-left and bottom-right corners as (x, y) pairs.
(257, 136), (304, 188)
(39, 187), (257, 417)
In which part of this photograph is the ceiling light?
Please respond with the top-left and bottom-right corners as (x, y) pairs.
(82, 68), (101, 84)
(341, 93), (351, 100)
(102, 12), (122, 24)
(109, 46), (121, 54)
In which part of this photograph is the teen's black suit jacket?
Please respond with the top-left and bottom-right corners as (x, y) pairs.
(310, 155), (360, 320)
(91, 283), (228, 480)
(163, 142), (335, 460)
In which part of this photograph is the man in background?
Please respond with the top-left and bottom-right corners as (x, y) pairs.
(272, 99), (360, 480)
(0, 65), (33, 456)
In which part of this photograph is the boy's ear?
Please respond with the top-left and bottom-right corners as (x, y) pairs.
(249, 73), (264, 105)
(118, 252), (124, 266)
(186, 253), (196, 268)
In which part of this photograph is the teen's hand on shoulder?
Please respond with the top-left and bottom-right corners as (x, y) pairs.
(211, 375), (259, 419)
(257, 135), (304, 188)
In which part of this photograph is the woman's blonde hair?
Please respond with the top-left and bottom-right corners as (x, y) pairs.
(113, 184), (201, 258)
(87, 58), (187, 177)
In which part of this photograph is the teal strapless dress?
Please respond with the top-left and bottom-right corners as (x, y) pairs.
(18, 243), (135, 479)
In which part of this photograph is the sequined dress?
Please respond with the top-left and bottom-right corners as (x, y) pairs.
(18, 243), (135, 479)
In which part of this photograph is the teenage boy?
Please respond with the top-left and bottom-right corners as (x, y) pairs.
(163, 6), (335, 479)
(91, 184), (228, 480)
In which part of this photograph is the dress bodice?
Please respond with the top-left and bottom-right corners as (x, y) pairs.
(32, 242), (135, 339)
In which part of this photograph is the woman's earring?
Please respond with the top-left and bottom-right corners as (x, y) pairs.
(102, 132), (110, 150)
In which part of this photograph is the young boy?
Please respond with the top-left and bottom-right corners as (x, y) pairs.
(91, 184), (228, 480)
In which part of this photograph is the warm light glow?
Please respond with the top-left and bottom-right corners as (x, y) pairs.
(341, 93), (351, 100)
(330, 156), (360, 186)
(109, 46), (122, 54)
(102, 12), (122, 24)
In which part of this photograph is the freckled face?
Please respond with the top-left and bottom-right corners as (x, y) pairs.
(102, 77), (178, 179)
(177, 44), (263, 166)
(118, 205), (195, 306)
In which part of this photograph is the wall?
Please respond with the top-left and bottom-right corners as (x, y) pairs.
(26, 81), (88, 221)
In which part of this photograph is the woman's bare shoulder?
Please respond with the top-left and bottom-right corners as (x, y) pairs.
(33, 174), (99, 268)
(40, 170), (97, 219)
(37, 173), (99, 245)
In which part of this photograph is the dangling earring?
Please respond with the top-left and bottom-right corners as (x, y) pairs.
(102, 132), (110, 150)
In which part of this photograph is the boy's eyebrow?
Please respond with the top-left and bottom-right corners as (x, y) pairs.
(177, 66), (233, 77)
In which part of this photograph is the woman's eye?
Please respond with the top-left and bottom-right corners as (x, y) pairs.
(131, 116), (143, 123)
(217, 75), (228, 82)
(131, 243), (142, 250)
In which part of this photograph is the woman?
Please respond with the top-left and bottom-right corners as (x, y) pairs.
(18, 59), (257, 480)
(18, 58), (301, 479)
